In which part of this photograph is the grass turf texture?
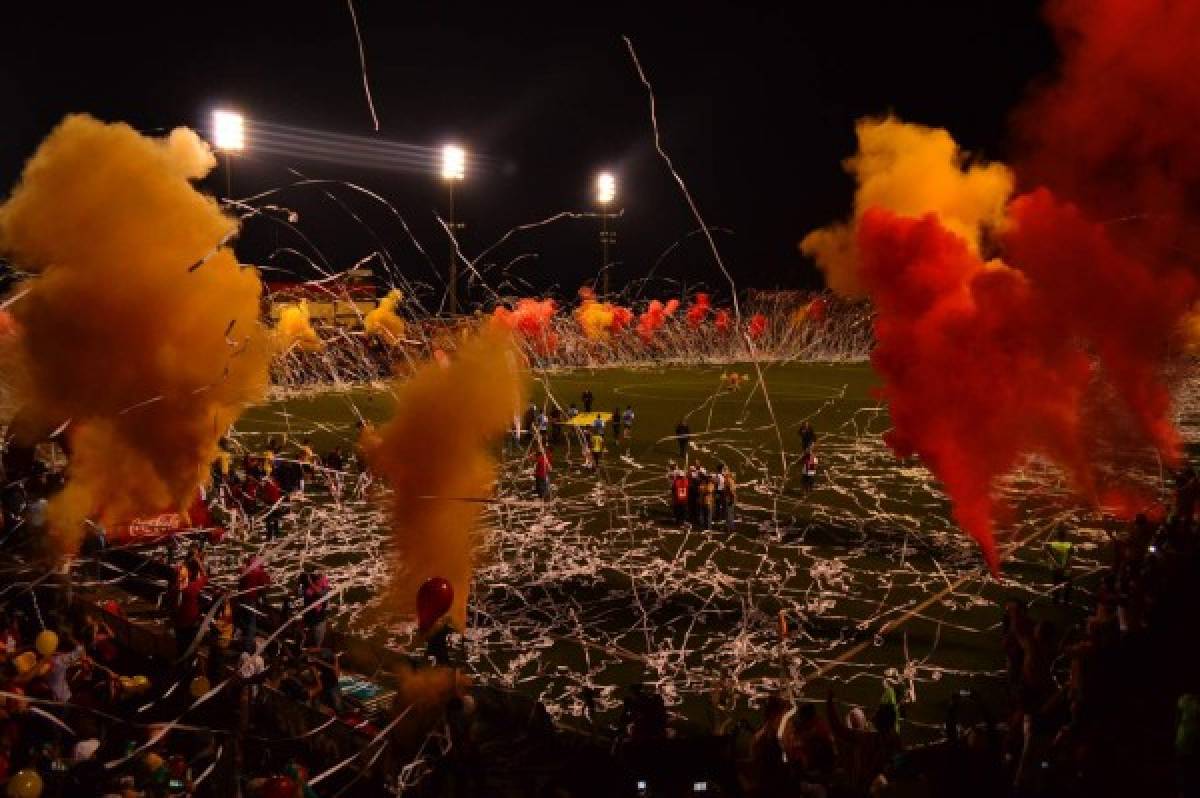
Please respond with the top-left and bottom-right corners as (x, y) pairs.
(230, 362), (1108, 740)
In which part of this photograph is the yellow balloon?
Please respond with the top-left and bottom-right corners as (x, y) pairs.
(34, 630), (58, 658)
(6, 768), (43, 798)
(189, 675), (210, 698)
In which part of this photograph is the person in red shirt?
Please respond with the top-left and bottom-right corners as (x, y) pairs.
(259, 475), (284, 540)
(670, 467), (689, 524)
(533, 447), (552, 499)
(174, 559), (208, 656)
(237, 555), (271, 642)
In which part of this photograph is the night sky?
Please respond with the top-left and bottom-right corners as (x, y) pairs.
(2, 1), (1057, 307)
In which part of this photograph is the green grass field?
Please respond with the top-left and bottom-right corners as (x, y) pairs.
(226, 361), (1109, 740)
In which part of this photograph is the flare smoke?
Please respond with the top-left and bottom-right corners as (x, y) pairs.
(366, 330), (525, 629)
(0, 115), (270, 552)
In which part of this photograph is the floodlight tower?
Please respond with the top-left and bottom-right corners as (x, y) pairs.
(211, 110), (245, 200)
(442, 144), (467, 315)
(596, 172), (617, 297)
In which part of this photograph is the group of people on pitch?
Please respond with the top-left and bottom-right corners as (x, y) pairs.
(669, 461), (738, 531)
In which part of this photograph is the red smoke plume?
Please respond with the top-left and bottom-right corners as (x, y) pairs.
(747, 313), (767, 341)
(490, 298), (559, 355)
(713, 308), (731, 333)
(807, 0), (1200, 571)
(635, 299), (679, 344)
(858, 209), (1085, 572)
(610, 305), (633, 334)
(1014, 0), (1200, 256)
(1003, 190), (1196, 459)
(858, 192), (1196, 574)
(686, 293), (711, 328)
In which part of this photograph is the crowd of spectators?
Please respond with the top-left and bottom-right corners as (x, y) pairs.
(733, 467), (1200, 797)
(2, 422), (1197, 795)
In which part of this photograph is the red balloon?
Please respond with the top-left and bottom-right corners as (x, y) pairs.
(416, 577), (454, 632)
(262, 775), (296, 798)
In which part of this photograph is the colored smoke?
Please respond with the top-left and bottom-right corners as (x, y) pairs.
(747, 313), (767, 341)
(635, 298), (679, 344)
(685, 293), (712, 328)
(275, 300), (324, 352)
(1013, 0), (1200, 259)
(790, 298), (827, 329)
(365, 330), (525, 629)
(0, 115), (270, 552)
(574, 288), (632, 341)
(802, 1), (1200, 570)
(364, 289), (407, 343)
(800, 118), (1013, 298)
(0, 310), (17, 339)
(490, 298), (559, 355)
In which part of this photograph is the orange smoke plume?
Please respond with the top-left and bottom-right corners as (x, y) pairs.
(490, 298), (559, 355)
(365, 330), (526, 630)
(789, 298), (827, 329)
(800, 118), (1013, 298)
(274, 300), (323, 352)
(0, 115), (270, 552)
(574, 287), (632, 341)
(364, 289), (407, 343)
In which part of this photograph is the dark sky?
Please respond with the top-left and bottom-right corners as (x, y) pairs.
(2, 1), (1057, 308)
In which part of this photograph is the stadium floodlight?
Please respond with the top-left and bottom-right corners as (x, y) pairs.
(442, 144), (466, 181)
(596, 172), (616, 205)
(212, 110), (245, 152)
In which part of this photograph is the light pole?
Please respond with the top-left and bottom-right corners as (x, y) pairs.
(596, 172), (617, 297)
(442, 144), (466, 316)
(211, 110), (245, 200)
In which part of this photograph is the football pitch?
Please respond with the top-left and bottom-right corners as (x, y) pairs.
(228, 361), (1119, 740)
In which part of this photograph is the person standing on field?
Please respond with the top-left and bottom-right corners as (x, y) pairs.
(723, 468), (738, 532)
(671, 466), (689, 524)
(589, 429), (605, 471)
(676, 420), (692, 461)
(533, 447), (552, 499)
(698, 470), (715, 529)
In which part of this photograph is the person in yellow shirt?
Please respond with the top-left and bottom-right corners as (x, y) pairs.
(589, 430), (605, 470)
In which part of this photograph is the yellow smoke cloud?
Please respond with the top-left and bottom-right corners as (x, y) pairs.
(364, 289), (406, 342)
(365, 329), (525, 630)
(275, 300), (324, 351)
(800, 117), (1013, 297)
(0, 115), (270, 552)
